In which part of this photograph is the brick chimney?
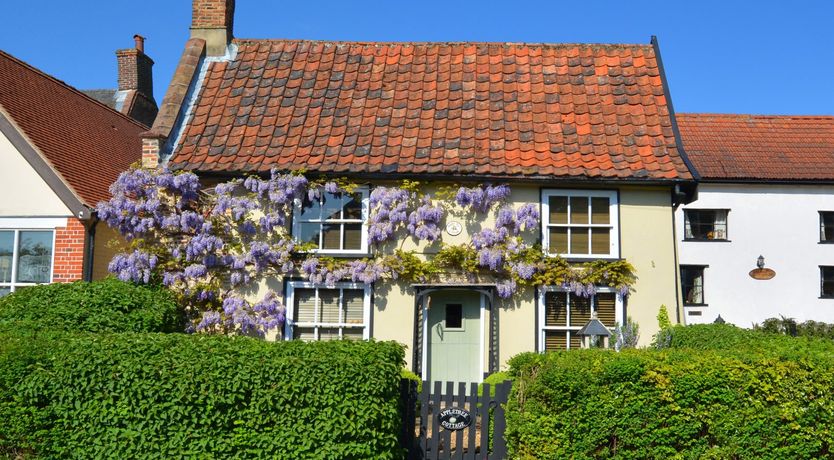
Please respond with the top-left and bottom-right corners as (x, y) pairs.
(191, 0), (235, 56)
(115, 35), (158, 126)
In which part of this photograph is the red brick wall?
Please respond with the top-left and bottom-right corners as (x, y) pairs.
(192, 0), (235, 33)
(52, 217), (87, 282)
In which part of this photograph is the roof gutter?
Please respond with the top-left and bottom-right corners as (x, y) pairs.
(0, 107), (92, 220)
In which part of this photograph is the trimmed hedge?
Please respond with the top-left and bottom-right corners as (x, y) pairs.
(0, 331), (405, 459)
(507, 344), (834, 458)
(0, 278), (183, 333)
(667, 323), (834, 359)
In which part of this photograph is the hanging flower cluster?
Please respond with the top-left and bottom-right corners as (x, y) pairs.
(99, 166), (636, 337)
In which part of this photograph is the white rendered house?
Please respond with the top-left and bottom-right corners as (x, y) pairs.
(675, 114), (834, 326)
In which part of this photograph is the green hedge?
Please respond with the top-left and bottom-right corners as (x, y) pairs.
(507, 347), (834, 459)
(0, 331), (405, 459)
(0, 278), (183, 333)
(666, 323), (834, 359)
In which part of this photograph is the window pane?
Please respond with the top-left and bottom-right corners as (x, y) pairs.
(321, 193), (342, 221)
(569, 294), (591, 327)
(681, 267), (704, 304)
(549, 196), (568, 224)
(685, 210), (728, 240)
(319, 327), (340, 341)
(822, 267), (834, 297)
(298, 222), (321, 246)
(570, 228), (589, 254)
(445, 304), (463, 328)
(343, 224), (362, 250)
(294, 326), (316, 341)
(549, 228), (568, 254)
(821, 213), (834, 242)
(343, 289), (364, 325)
(298, 197), (322, 221)
(342, 328), (364, 341)
(591, 228), (610, 254)
(570, 197), (589, 224)
(319, 290), (340, 323)
(0, 231), (12, 283)
(569, 333), (582, 350)
(343, 193), (363, 220)
(16, 231), (52, 283)
(544, 330), (567, 351)
(591, 197), (610, 224)
(295, 289), (317, 323)
(0, 287), (9, 297)
(544, 291), (567, 326)
(321, 224), (341, 250)
(596, 293), (616, 327)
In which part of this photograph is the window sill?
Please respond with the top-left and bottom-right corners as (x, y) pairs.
(682, 239), (731, 243)
(546, 253), (620, 261)
(819, 296), (834, 300)
(819, 241), (834, 245)
(684, 303), (708, 307)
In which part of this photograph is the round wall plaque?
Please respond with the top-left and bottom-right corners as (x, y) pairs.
(445, 221), (463, 236)
(749, 268), (776, 280)
(438, 407), (472, 431)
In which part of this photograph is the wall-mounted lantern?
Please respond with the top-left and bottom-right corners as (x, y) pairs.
(749, 255), (776, 280)
(576, 314), (611, 349)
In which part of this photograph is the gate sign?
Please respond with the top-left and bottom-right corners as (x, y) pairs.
(438, 407), (472, 431)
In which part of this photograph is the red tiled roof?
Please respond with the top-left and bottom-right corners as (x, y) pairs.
(677, 113), (834, 181)
(169, 39), (693, 181)
(0, 49), (145, 206)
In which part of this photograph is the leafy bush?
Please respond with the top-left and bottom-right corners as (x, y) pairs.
(755, 316), (834, 340)
(0, 278), (182, 333)
(401, 368), (422, 394)
(507, 348), (834, 459)
(478, 371), (512, 397)
(667, 323), (834, 360)
(0, 331), (405, 459)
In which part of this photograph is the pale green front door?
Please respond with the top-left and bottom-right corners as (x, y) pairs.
(427, 290), (481, 384)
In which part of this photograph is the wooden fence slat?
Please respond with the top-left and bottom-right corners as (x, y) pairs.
(490, 381), (509, 460)
(419, 380), (430, 459)
(429, 381), (443, 460)
(479, 383), (490, 459)
(452, 382), (466, 460)
(442, 382), (454, 458)
(465, 382), (478, 460)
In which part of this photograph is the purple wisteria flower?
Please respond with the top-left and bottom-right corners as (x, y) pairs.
(108, 250), (158, 284)
(455, 184), (510, 213)
(368, 186), (410, 244)
(496, 278), (517, 298)
(407, 195), (443, 242)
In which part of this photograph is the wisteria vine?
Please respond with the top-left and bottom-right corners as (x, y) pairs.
(98, 167), (636, 336)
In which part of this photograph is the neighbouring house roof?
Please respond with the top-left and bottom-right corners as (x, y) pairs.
(0, 49), (146, 209)
(164, 38), (694, 182)
(677, 113), (834, 182)
(82, 89), (119, 109)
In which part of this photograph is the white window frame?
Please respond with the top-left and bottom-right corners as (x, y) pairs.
(537, 286), (624, 351)
(541, 189), (619, 259)
(0, 228), (57, 295)
(284, 281), (372, 340)
(292, 187), (370, 255)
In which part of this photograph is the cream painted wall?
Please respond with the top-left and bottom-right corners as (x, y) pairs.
(91, 225), (127, 280)
(0, 129), (71, 217)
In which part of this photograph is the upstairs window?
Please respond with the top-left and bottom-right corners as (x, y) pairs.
(537, 288), (622, 350)
(542, 190), (619, 258)
(820, 212), (834, 243)
(683, 209), (728, 241)
(293, 188), (369, 254)
(680, 265), (706, 305)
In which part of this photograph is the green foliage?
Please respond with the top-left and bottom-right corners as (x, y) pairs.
(386, 250), (439, 283)
(478, 371), (512, 397)
(667, 323), (834, 360)
(506, 346), (834, 459)
(652, 304), (673, 349)
(0, 331), (405, 459)
(657, 304), (672, 330)
(432, 244), (480, 274)
(755, 316), (834, 340)
(612, 316), (640, 350)
(401, 368), (423, 394)
(0, 278), (182, 333)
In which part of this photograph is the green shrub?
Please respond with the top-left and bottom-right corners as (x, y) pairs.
(506, 348), (834, 459)
(0, 278), (183, 333)
(478, 371), (512, 397)
(0, 331), (405, 459)
(668, 323), (834, 360)
(401, 368), (422, 394)
(755, 316), (834, 340)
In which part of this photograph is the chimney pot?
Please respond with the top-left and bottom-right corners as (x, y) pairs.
(134, 34), (145, 53)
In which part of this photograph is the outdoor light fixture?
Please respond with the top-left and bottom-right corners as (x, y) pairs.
(750, 255), (776, 280)
(576, 313), (611, 349)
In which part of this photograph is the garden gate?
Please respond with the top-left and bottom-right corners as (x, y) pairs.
(400, 380), (512, 459)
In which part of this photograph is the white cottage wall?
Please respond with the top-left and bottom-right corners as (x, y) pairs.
(676, 183), (834, 326)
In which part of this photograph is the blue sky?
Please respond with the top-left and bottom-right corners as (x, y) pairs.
(1, 1), (831, 115)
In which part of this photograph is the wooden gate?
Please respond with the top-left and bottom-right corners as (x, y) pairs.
(401, 380), (511, 459)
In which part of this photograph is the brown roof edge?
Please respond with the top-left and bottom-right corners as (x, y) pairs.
(142, 38), (206, 140)
(650, 36), (699, 183)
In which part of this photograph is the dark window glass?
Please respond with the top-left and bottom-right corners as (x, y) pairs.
(821, 267), (834, 298)
(684, 210), (728, 240)
(445, 304), (462, 329)
(821, 212), (834, 242)
(681, 266), (705, 305)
